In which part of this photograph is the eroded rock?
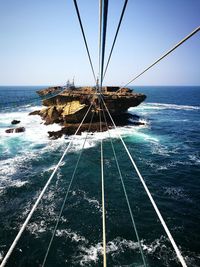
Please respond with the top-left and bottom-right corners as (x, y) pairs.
(31, 85), (146, 138)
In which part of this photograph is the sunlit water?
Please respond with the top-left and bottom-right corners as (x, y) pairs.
(0, 86), (200, 266)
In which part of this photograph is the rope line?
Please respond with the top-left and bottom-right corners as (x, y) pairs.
(42, 111), (95, 267)
(99, 99), (107, 267)
(0, 102), (93, 267)
(99, 0), (109, 88)
(101, 105), (147, 267)
(100, 94), (187, 267)
(103, 0), (128, 81)
(122, 26), (200, 88)
(73, 0), (96, 83)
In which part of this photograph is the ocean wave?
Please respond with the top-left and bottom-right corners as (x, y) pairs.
(163, 186), (192, 202)
(72, 190), (101, 211)
(74, 237), (149, 266)
(130, 102), (200, 111)
(56, 229), (87, 243)
(77, 237), (141, 266)
(150, 142), (170, 156)
(0, 103), (154, 163)
(0, 153), (34, 192)
(189, 154), (200, 165)
(26, 220), (47, 238)
(128, 118), (149, 126)
(74, 236), (178, 266)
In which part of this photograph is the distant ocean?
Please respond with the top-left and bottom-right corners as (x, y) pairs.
(0, 86), (200, 267)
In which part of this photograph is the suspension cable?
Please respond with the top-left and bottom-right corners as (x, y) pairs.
(99, 99), (107, 267)
(98, 0), (103, 79)
(99, 0), (109, 88)
(0, 102), (93, 267)
(2, 86), (68, 106)
(101, 105), (147, 267)
(73, 0), (96, 83)
(103, 0), (128, 81)
(121, 26), (200, 88)
(99, 94), (187, 267)
(42, 111), (95, 267)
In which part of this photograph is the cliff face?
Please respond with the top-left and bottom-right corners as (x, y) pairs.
(30, 86), (146, 138)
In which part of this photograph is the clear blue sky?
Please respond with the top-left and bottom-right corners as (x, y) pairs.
(0, 0), (199, 86)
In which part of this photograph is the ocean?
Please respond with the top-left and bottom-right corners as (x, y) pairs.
(0, 86), (199, 267)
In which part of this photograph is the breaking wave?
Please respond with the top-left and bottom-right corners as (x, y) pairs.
(131, 102), (200, 111)
(73, 235), (191, 266)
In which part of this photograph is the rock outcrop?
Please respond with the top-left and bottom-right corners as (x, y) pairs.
(36, 86), (62, 96)
(11, 120), (20, 125)
(30, 86), (146, 138)
(6, 127), (25, 133)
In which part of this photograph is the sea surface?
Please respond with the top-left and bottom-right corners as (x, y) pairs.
(0, 86), (200, 267)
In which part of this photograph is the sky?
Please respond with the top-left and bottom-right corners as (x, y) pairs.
(0, 0), (199, 86)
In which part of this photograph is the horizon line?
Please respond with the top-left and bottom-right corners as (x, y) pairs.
(0, 84), (200, 87)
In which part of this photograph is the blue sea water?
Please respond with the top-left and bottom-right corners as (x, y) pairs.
(0, 86), (200, 267)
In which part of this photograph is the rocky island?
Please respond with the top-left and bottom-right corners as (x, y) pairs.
(29, 86), (146, 139)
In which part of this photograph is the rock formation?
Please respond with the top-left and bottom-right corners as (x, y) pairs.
(11, 120), (20, 125)
(36, 86), (63, 96)
(6, 127), (25, 133)
(30, 86), (146, 139)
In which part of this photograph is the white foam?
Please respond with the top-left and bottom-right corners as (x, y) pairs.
(150, 143), (170, 156)
(65, 124), (154, 152)
(72, 190), (101, 211)
(76, 237), (140, 266)
(0, 154), (32, 191)
(26, 220), (47, 238)
(0, 105), (62, 143)
(78, 243), (102, 265)
(189, 154), (200, 165)
(0, 103), (68, 192)
(163, 186), (192, 202)
(56, 229), (87, 243)
(0, 251), (3, 261)
(131, 102), (200, 111)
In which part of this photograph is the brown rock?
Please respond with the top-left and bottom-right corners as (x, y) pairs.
(44, 106), (61, 125)
(5, 127), (25, 133)
(32, 85), (147, 138)
(15, 127), (25, 133)
(5, 128), (14, 133)
(29, 110), (41, 116)
(36, 86), (62, 96)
